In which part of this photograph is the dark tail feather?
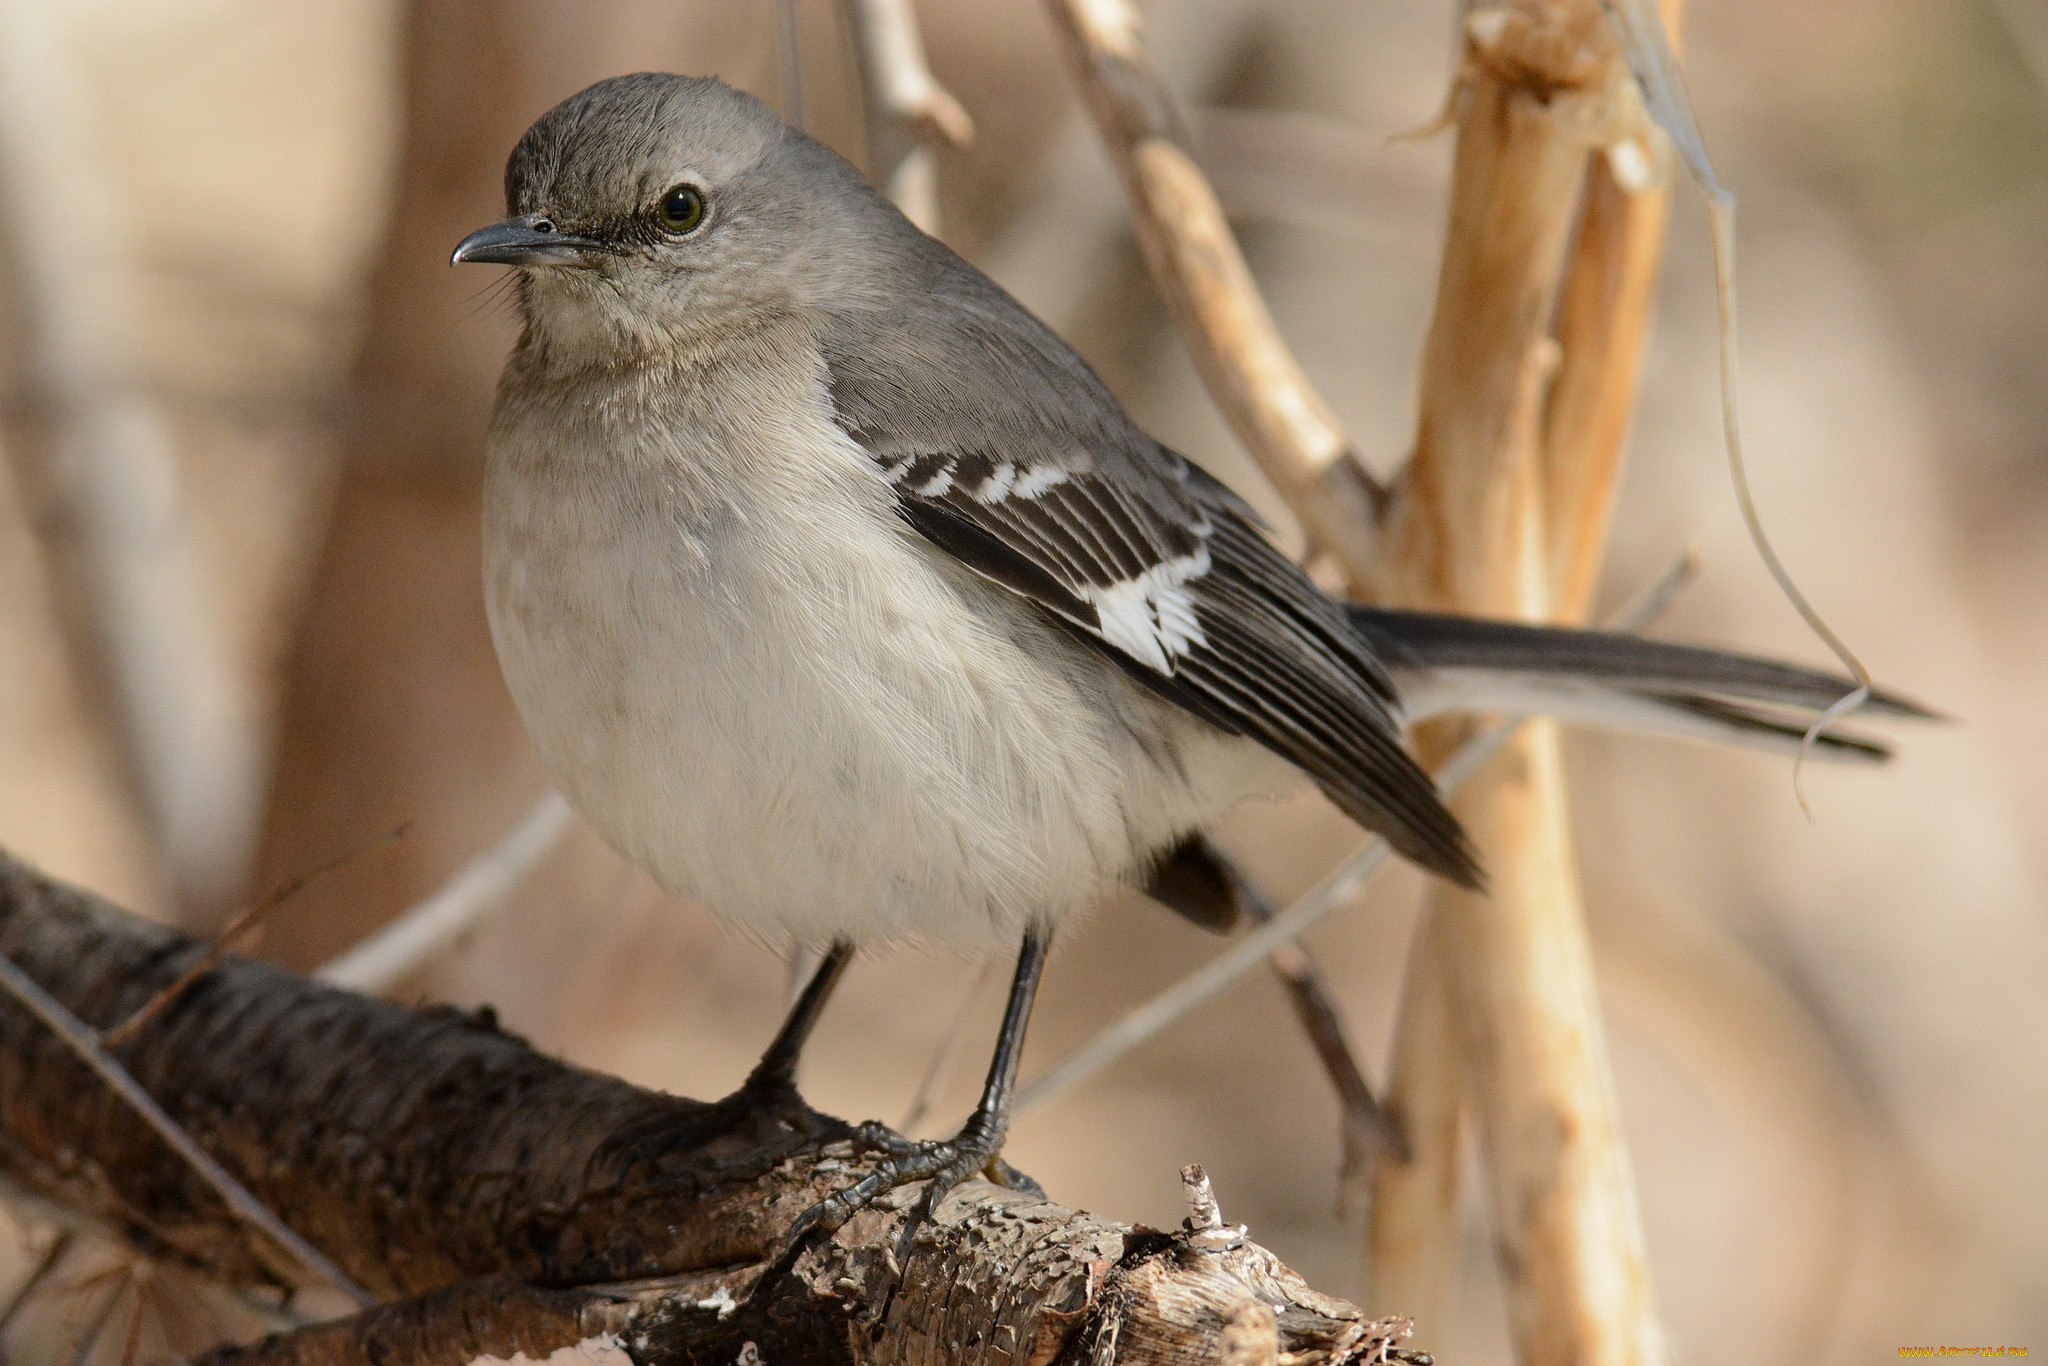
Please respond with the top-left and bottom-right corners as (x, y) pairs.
(1349, 606), (1937, 761)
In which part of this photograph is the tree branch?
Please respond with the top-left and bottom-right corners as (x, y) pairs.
(0, 849), (1428, 1366)
(1043, 0), (1389, 590)
(1369, 5), (1681, 1362)
(840, 0), (973, 235)
(0, 950), (371, 1307)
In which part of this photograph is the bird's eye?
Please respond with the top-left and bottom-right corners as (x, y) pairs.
(656, 184), (707, 235)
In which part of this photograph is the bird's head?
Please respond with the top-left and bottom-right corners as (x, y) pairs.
(454, 73), (900, 361)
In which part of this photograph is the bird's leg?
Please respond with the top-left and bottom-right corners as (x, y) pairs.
(734, 940), (853, 1107)
(790, 928), (1051, 1254)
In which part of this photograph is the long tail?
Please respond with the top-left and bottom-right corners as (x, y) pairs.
(1349, 607), (1938, 762)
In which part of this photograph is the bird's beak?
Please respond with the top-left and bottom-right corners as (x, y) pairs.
(450, 214), (604, 267)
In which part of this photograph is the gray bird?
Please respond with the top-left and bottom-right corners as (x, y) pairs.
(453, 72), (1925, 1236)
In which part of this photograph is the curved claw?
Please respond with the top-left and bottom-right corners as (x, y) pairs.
(785, 1179), (867, 1245)
(986, 1157), (1044, 1197)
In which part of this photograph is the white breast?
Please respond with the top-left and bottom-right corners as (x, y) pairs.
(482, 346), (1275, 950)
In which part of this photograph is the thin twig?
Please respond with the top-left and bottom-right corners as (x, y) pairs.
(1603, 0), (1874, 799)
(1184, 838), (1407, 1200)
(1611, 546), (1698, 626)
(212, 1284), (315, 1338)
(0, 1), (260, 919)
(0, 951), (373, 1308)
(117, 1264), (147, 1366)
(316, 793), (574, 995)
(1043, 0), (1389, 590)
(840, 0), (972, 234)
(1239, 886), (1409, 1206)
(103, 822), (412, 1047)
(0, 1228), (73, 1341)
(63, 1276), (123, 1366)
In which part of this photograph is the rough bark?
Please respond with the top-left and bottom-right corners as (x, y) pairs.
(0, 850), (1427, 1366)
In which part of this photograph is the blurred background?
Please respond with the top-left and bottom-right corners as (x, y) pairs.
(0, 0), (2041, 1361)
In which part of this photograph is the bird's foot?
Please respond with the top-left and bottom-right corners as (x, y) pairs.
(788, 1116), (1034, 1262)
(846, 1120), (1042, 1195)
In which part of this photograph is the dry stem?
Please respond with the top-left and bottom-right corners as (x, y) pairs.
(1245, 895), (1410, 1195)
(1018, 721), (1524, 1114)
(1543, 20), (1683, 621)
(840, 0), (973, 235)
(1043, 0), (1389, 589)
(1368, 5), (1682, 1364)
(1019, 552), (1690, 1144)
(1365, 919), (1466, 1331)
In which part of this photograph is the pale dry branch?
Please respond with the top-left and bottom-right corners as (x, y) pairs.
(0, 850), (1426, 1366)
(315, 792), (574, 995)
(1043, 0), (1390, 589)
(1542, 122), (1677, 620)
(1364, 922), (1465, 1331)
(840, 0), (972, 235)
(0, 0), (261, 919)
(1369, 557), (1696, 1329)
(983, 3), (1261, 344)
(1369, 5), (1676, 1363)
